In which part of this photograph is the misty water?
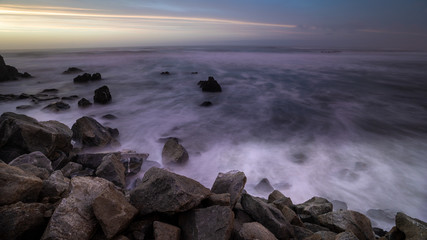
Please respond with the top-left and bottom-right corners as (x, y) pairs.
(1, 47), (426, 230)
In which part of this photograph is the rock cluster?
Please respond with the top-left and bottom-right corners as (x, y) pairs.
(73, 72), (102, 83)
(0, 55), (32, 82)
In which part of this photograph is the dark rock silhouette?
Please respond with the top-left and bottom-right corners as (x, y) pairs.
(93, 85), (112, 104)
(0, 55), (32, 81)
(198, 76), (222, 92)
(63, 67), (83, 74)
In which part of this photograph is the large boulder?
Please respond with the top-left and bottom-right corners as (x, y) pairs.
(41, 177), (116, 240)
(295, 197), (333, 222)
(93, 85), (112, 104)
(61, 162), (83, 178)
(130, 167), (211, 215)
(179, 205), (234, 240)
(40, 170), (70, 200)
(0, 112), (73, 162)
(395, 212), (427, 240)
(317, 210), (375, 240)
(71, 116), (119, 148)
(211, 170), (247, 208)
(153, 221), (181, 240)
(0, 55), (32, 82)
(95, 153), (126, 188)
(161, 138), (189, 165)
(0, 162), (43, 205)
(9, 151), (53, 172)
(238, 222), (278, 240)
(198, 76), (222, 92)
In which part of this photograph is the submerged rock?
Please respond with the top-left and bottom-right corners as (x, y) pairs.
(78, 98), (92, 108)
(43, 101), (71, 112)
(200, 101), (213, 107)
(198, 76), (222, 92)
(93, 85), (112, 104)
(238, 222), (278, 240)
(71, 116), (119, 148)
(161, 137), (189, 165)
(63, 67), (83, 74)
(73, 72), (102, 83)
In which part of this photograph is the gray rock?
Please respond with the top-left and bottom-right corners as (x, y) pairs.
(255, 178), (274, 194)
(161, 138), (189, 165)
(71, 116), (119, 148)
(211, 170), (247, 208)
(179, 205), (234, 240)
(206, 193), (231, 206)
(94, 85), (112, 104)
(312, 231), (337, 240)
(295, 197), (333, 222)
(95, 153), (126, 188)
(0, 162), (43, 205)
(153, 221), (181, 240)
(395, 212), (427, 240)
(130, 167), (210, 215)
(293, 226), (313, 239)
(335, 231), (359, 240)
(332, 200), (348, 211)
(61, 162), (83, 178)
(9, 151), (53, 172)
(238, 222), (278, 240)
(15, 163), (50, 180)
(279, 205), (304, 227)
(40, 170), (70, 199)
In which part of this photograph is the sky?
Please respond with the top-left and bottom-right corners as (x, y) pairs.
(1, 0), (427, 50)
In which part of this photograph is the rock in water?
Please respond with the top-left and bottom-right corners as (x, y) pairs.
(71, 116), (119, 148)
(395, 212), (427, 240)
(211, 170), (247, 208)
(130, 167), (210, 215)
(120, 150), (149, 176)
(0, 55), (32, 81)
(95, 153), (126, 188)
(161, 138), (189, 165)
(43, 101), (71, 112)
(63, 67), (83, 74)
(198, 76), (222, 92)
(153, 221), (181, 240)
(93, 85), (112, 104)
(78, 98), (92, 108)
(0, 112), (73, 162)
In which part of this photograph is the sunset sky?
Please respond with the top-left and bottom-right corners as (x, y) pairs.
(1, 0), (427, 50)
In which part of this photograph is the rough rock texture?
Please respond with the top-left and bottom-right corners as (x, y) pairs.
(311, 231), (337, 240)
(120, 151), (149, 175)
(317, 210), (375, 240)
(335, 231), (359, 240)
(211, 170), (247, 208)
(93, 188), (138, 239)
(240, 193), (294, 240)
(268, 190), (294, 210)
(40, 170), (70, 199)
(384, 227), (405, 240)
(61, 161), (83, 178)
(279, 205), (304, 227)
(73, 73), (93, 83)
(71, 116), (119, 148)
(179, 205), (234, 240)
(0, 112), (73, 162)
(295, 197), (333, 222)
(15, 163), (50, 180)
(43, 101), (70, 112)
(0, 162), (43, 205)
(78, 98), (92, 108)
(238, 222), (278, 240)
(153, 221), (181, 240)
(94, 85), (112, 104)
(395, 212), (427, 240)
(8, 151), (53, 172)
(130, 167), (210, 215)
(198, 76), (222, 92)
(161, 138), (189, 165)
(293, 226), (313, 239)
(95, 153), (126, 188)
(0, 201), (51, 240)
(206, 193), (231, 206)
(74, 152), (118, 169)
(41, 177), (116, 240)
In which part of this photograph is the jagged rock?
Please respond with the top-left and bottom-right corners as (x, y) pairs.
(0, 162), (43, 205)
(179, 205), (234, 240)
(295, 197), (333, 222)
(373, 227), (388, 238)
(74, 73), (92, 83)
(0, 55), (32, 81)
(120, 151), (148, 176)
(395, 212), (427, 240)
(0, 112), (73, 162)
(255, 178), (274, 194)
(78, 98), (92, 108)
(71, 116), (119, 148)
(15, 164), (50, 180)
(198, 76), (222, 92)
(206, 193), (231, 206)
(317, 210), (375, 240)
(153, 221), (181, 240)
(240, 193), (294, 239)
(61, 162), (83, 178)
(0, 201), (51, 240)
(43, 101), (71, 112)
(211, 170), (247, 208)
(41, 177), (116, 240)
(238, 222), (278, 240)
(268, 190), (294, 210)
(161, 138), (189, 165)
(335, 231), (359, 240)
(94, 85), (112, 104)
(9, 151), (53, 172)
(95, 153), (126, 188)
(279, 205), (304, 227)
(40, 170), (70, 199)
(63, 67), (83, 74)
(130, 167), (210, 215)
(93, 188), (138, 239)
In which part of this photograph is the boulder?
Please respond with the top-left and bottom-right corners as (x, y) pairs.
(153, 221), (181, 240)
(0, 55), (32, 81)
(161, 138), (189, 165)
(206, 193), (231, 206)
(198, 76), (222, 92)
(78, 98), (92, 108)
(238, 222), (278, 240)
(304, 222), (330, 232)
(40, 170), (70, 199)
(395, 212), (427, 240)
(179, 205), (234, 240)
(74, 152), (118, 169)
(0, 162), (43, 205)
(95, 153), (126, 188)
(311, 231), (337, 240)
(93, 188), (138, 239)
(63, 67), (83, 74)
(240, 193), (294, 239)
(255, 178), (274, 194)
(130, 167), (210, 215)
(0, 201), (51, 240)
(211, 170), (247, 208)
(293, 226), (313, 239)
(91, 73), (102, 80)
(9, 151), (53, 172)
(384, 227), (405, 240)
(268, 190), (294, 209)
(15, 163), (50, 180)
(61, 162), (83, 178)
(0, 112), (73, 162)
(43, 101), (70, 112)
(120, 150), (149, 175)
(71, 116), (119, 148)
(317, 210), (375, 240)
(41, 177), (116, 240)
(295, 197), (333, 222)
(279, 205), (304, 227)
(73, 73), (92, 83)
(335, 231), (359, 240)
(94, 85), (112, 104)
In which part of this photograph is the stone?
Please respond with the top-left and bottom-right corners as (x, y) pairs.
(9, 151), (53, 172)
(0, 112), (73, 162)
(293, 226), (313, 239)
(279, 205), (304, 227)
(395, 212), (427, 240)
(40, 170), (70, 199)
(130, 167), (210, 215)
(232, 207), (254, 237)
(161, 138), (189, 165)
(304, 222), (330, 232)
(240, 193), (294, 239)
(206, 193), (231, 206)
(0, 55), (31, 81)
(74, 73), (92, 83)
(0, 162), (43, 205)
(238, 222), (278, 240)
(61, 162), (83, 178)
(41, 177), (116, 240)
(317, 210), (375, 240)
(153, 221), (181, 240)
(93, 188), (138, 239)
(0, 201), (51, 240)
(102, 114), (117, 119)
(94, 85), (112, 104)
(198, 76), (222, 92)
(120, 151), (149, 176)
(255, 178), (274, 193)
(179, 205), (234, 240)
(15, 163), (50, 180)
(71, 116), (119, 148)
(43, 101), (71, 112)
(63, 67), (83, 74)
(373, 227), (388, 238)
(295, 197), (333, 222)
(312, 231), (337, 240)
(335, 231), (359, 240)
(384, 227), (405, 240)
(95, 153), (126, 188)
(200, 101), (212, 107)
(211, 170), (247, 208)
(161, 71), (170, 75)
(74, 152), (118, 169)
(78, 97), (92, 108)
(91, 72), (102, 80)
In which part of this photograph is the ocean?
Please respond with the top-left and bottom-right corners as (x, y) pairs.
(1, 46), (426, 230)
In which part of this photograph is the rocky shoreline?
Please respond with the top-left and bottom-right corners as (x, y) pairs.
(0, 111), (426, 240)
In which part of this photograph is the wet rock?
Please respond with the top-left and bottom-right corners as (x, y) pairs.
(211, 170), (247, 208)
(335, 231), (359, 240)
(238, 222), (278, 240)
(16, 104), (37, 110)
(198, 76), (222, 92)
(373, 227), (387, 238)
(71, 116), (119, 148)
(40, 170), (70, 199)
(0, 201), (51, 240)
(95, 153), (126, 188)
(179, 205), (234, 240)
(61, 162), (83, 178)
(40, 88), (59, 93)
(130, 167), (210, 215)
(295, 197), (333, 222)
(74, 73), (92, 83)
(255, 178), (274, 194)
(395, 212), (427, 240)
(0, 93), (19, 101)
(63, 67), (83, 74)
(9, 151), (53, 172)
(206, 193), (231, 206)
(161, 137), (189, 165)
(0, 112), (73, 162)
(191, 72), (198, 74)
(200, 101), (213, 107)
(94, 85), (112, 104)
(268, 190), (294, 211)
(61, 95), (79, 101)
(153, 221), (181, 240)
(317, 210), (375, 240)
(78, 97), (92, 108)
(0, 162), (43, 205)
(91, 72), (102, 80)
(15, 164), (50, 180)
(120, 150), (149, 176)
(93, 188), (138, 239)
(0, 55), (32, 81)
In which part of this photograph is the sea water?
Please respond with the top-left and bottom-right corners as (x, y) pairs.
(1, 47), (426, 230)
